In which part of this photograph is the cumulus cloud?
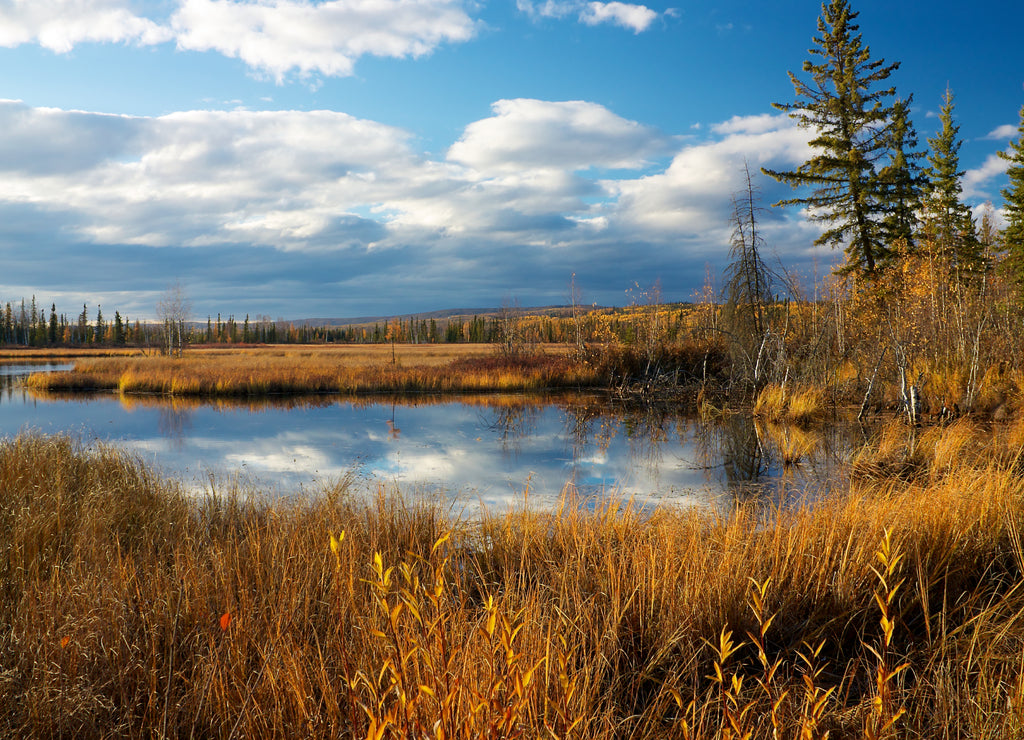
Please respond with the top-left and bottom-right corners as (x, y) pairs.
(0, 99), (828, 316)
(579, 1), (657, 32)
(0, 0), (479, 79)
(985, 123), (1019, 141)
(0, 0), (172, 52)
(517, 0), (659, 32)
(448, 98), (670, 172)
(171, 0), (478, 80)
(963, 153), (1008, 199)
(606, 114), (812, 239)
(0, 100), (418, 250)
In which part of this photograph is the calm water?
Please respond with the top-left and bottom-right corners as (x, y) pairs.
(0, 363), (856, 513)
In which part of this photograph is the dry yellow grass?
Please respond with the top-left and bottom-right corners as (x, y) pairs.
(753, 383), (826, 424)
(0, 346), (141, 359)
(3, 426), (1024, 737)
(24, 343), (601, 397)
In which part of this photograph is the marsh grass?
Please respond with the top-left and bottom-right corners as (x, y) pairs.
(754, 384), (826, 425)
(3, 428), (1024, 738)
(25, 344), (599, 397)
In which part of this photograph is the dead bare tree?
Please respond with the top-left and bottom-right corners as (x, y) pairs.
(496, 296), (526, 359)
(721, 161), (786, 391)
(156, 282), (191, 358)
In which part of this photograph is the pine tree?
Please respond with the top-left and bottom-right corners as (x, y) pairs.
(921, 86), (980, 272)
(999, 104), (1024, 299)
(764, 0), (902, 276)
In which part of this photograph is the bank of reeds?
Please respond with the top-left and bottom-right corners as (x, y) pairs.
(753, 383), (827, 424)
(24, 345), (600, 397)
(3, 428), (1024, 737)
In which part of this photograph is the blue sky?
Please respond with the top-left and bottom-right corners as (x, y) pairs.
(0, 0), (1021, 321)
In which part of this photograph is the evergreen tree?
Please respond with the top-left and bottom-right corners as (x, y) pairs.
(94, 305), (105, 345)
(78, 304), (89, 345)
(878, 97), (924, 249)
(113, 311), (125, 345)
(921, 87), (980, 272)
(18, 300), (27, 345)
(32, 304), (46, 347)
(763, 0), (902, 275)
(999, 104), (1024, 299)
(48, 304), (58, 345)
(28, 297), (38, 346)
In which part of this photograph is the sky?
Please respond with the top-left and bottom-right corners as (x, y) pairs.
(0, 0), (1022, 321)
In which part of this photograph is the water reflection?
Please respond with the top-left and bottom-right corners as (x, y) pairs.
(0, 364), (852, 513)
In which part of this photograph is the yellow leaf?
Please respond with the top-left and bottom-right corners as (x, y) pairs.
(431, 531), (451, 556)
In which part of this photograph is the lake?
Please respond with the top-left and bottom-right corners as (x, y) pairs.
(0, 362), (855, 514)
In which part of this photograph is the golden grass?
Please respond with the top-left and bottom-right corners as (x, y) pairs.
(0, 347), (142, 359)
(3, 427), (1024, 737)
(24, 343), (603, 397)
(758, 420), (821, 465)
(753, 383), (827, 424)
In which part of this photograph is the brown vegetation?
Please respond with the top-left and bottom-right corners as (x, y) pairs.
(25, 344), (603, 397)
(3, 428), (1024, 737)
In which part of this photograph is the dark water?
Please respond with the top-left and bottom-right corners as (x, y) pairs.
(0, 363), (856, 513)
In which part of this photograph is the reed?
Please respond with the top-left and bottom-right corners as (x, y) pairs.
(753, 383), (826, 424)
(2, 427), (1024, 738)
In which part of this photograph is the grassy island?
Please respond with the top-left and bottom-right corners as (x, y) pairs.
(22, 344), (605, 397)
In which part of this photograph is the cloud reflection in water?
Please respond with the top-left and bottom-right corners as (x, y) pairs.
(1, 380), (853, 514)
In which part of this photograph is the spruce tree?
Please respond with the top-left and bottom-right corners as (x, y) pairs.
(48, 304), (58, 345)
(764, 0), (901, 276)
(999, 104), (1024, 299)
(921, 86), (980, 272)
(94, 305), (105, 345)
(878, 97), (924, 249)
(113, 311), (125, 345)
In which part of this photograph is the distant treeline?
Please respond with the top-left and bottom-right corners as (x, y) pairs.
(0, 297), (695, 348)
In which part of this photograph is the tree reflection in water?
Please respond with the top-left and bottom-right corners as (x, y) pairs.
(482, 402), (540, 460)
(157, 404), (193, 449)
(5, 374), (855, 508)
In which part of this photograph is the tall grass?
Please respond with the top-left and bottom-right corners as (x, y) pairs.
(25, 344), (600, 397)
(3, 429), (1024, 737)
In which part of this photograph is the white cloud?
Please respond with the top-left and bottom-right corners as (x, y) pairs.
(0, 100), (825, 304)
(712, 113), (792, 136)
(0, 101), (418, 249)
(518, 0), (659, 32)
(171, 0), (478, 81)
(0, 0), (480, 79)
(448, 98), (669, 172)
(606, 114), (812, 239)
(0, 0), (172, 52)
(579, 1), (657, 32)
(985, 123), (1019, 141)
(963, 153), (1008, 199)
